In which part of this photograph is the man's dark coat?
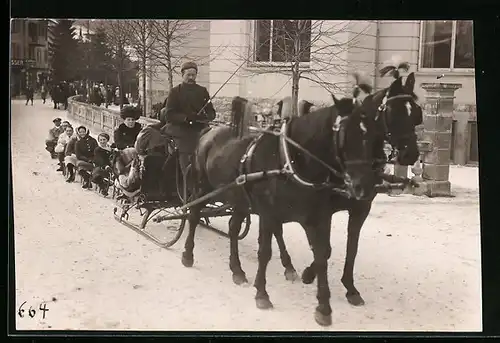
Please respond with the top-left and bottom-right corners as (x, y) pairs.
(162, 83), (216, 153)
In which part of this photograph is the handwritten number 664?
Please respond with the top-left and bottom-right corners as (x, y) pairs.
(18, 301), (49, 319)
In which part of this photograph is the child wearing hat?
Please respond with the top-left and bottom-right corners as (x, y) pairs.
(74, 126), (98, 189)
(54, 125), (75, 172)
(112, 106), (142, 150)
(45, 118), (64, 158)
(91, 133), (113, 196)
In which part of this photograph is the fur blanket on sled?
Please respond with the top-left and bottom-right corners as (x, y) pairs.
(113, 147), (141, 194)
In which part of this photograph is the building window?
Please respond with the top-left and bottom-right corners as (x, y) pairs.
(254, 20), (311, 64)
(419, 20), (474, 71)
(38, 22), (44, 37)
(29, 46), (35, 60)
(36, 48), (42, 64)
(11, 19), (20, 33)
(11, 43), (17, 59)
(28, 22), (38, 42)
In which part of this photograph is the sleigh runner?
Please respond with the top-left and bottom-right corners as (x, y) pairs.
(111, 133), (252, 248)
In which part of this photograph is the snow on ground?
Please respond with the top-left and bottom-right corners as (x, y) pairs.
(11, 99), (482, 331)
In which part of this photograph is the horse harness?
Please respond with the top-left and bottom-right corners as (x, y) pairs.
(235, 113), (364, 210)
(376, 90), (419, 148)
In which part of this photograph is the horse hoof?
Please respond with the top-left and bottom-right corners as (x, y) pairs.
(346, 293), (365, 306)
(314, 310), (332, 326)
(232, 273), (248, 285)
(181, 254), (194, 268)
(301, 267), (316, 284)
(285, 269), (298, 282)
(255, 298), (273, 310)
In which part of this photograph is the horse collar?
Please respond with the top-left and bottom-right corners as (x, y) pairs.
(278, 120), (346, 190)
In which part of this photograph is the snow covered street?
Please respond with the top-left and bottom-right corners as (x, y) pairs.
(11, 99), (482, 331)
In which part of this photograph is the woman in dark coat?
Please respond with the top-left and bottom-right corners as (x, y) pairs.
(112, 106), (142, 150)
(75, 126), (99, 189)
(91, 133), (112, 196)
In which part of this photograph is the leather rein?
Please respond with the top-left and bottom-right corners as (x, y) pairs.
(238, 92), (416, 197)
(239, 111), (367, 198)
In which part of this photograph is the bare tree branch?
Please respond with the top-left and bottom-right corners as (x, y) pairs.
(147, 20), (226, 93)
(124, 20), (160, 115)
(94, 20), (132, 109)
(239, 20), (373, 116)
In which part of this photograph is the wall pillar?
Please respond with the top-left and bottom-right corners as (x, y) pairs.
(420, 82), (462, 197)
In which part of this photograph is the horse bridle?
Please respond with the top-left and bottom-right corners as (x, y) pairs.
(375, 90), (418, 157)
(277, 107), (372, 197)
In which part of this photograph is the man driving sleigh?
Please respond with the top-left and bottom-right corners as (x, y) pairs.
(162, 61), (217, 175)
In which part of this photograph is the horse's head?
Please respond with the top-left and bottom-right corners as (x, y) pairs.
(329, 77), (378, 200)
(363, 64), (422, 166)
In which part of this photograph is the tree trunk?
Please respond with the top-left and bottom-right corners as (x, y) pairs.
(142, 55), (147, 117)
(118, 70), (123, 109)
(291, 61), (300, 117)
(165, 46), (173, 91)
(166, 21), (174, 91)
(290, 20), (305, 117)
(167, 53), (173, 91)
(118, 48), (124, 110)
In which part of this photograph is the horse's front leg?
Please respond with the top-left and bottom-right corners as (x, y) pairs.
(340, 201), (371, 306)
(254, 214), (276, 310)
(273, 227), (298, 282)
(305, 212), (333, 326)
(300, 231), (317, 284)
(228, 209), (249, 285)
(181, 203), (202, 267)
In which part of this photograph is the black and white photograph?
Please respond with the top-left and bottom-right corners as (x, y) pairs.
(10, 19), (481, 331)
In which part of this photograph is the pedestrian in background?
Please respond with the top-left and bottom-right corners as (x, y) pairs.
(25, 85), (34, 106)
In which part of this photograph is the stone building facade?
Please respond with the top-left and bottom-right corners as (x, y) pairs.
(10, 19), (50, 96)
(144, 20), (476, 165)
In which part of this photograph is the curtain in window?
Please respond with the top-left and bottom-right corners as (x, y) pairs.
(421, 20), (452, 68)
(454, 20), (474, 68)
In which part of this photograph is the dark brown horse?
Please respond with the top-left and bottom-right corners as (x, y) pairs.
(365, 66), (423, 167)
(258, 68), (424, 312)
(181, 78), (379, 326)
